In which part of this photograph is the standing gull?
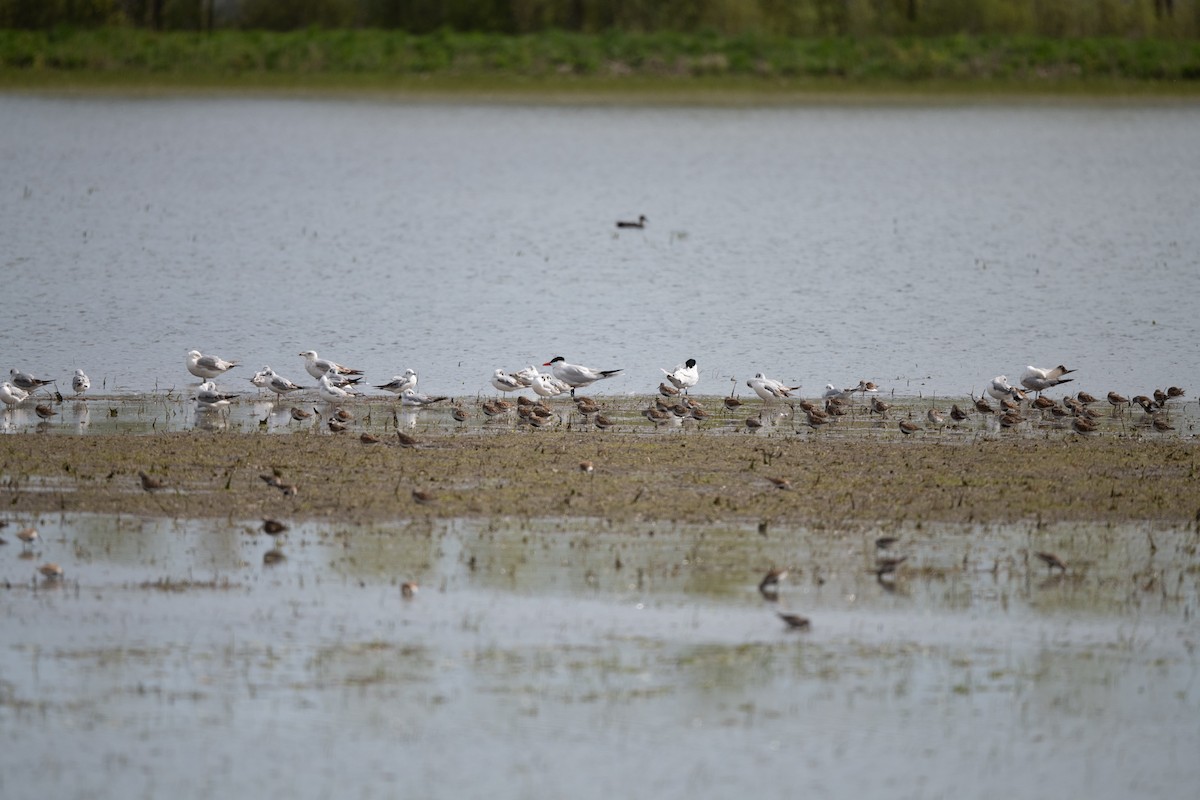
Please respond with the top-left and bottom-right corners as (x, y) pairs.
(1, 382), (30, 408)
(317, 370), (357, 405)
(260, 367), (306, 398)
(747, 373), (800, 402)
(186, 350), (239, 381)
(300, 350), (363, 382)
(375, 369), (418, 396)
(72, 369), (91, 396)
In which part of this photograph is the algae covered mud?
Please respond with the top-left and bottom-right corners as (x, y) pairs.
(2, 394), (1199, 799)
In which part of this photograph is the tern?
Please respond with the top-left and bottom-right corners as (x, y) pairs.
(10, 368), (54, 392)
(375, 369), (418, 395)
(299, 350), (363, 381)
(746, 373), (800, 402)
(544, 357), (623, 396)
(71, 369), (91, 396)
(660, 359), (699, 393)
(186, 350), (239, 380)
(1, 381), (30, 408)
(400, 388), (448, 407)
(1020, 364), (1075, 393)
(490, 369), (523, 394)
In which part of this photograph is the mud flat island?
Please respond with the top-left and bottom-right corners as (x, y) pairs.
(3, 395), (1197, 526)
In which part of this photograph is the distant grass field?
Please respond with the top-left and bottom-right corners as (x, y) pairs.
(2, 28), (1199, 98)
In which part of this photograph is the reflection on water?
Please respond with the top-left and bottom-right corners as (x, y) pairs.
(2, 98), (1199, 398)
(1, 513), (1196, 798)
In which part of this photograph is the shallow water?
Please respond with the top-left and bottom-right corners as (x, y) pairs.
(1, 513), (1197, 799)
(2, 97), (1199, 398)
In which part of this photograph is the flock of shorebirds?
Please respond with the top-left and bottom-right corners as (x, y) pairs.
(1, 352), (1190, 437)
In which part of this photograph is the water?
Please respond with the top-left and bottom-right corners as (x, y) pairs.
(2, 513), (1196, 799)
(3, 97), (1198, 399)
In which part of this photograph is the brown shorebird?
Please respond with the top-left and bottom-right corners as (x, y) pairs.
(1107, 391), (1129, 409)
(870, 397), (891, 417)
(1035, 551), (1067, 573)
(805, 409), (831, 429)
(777, 612), (811, 631)
(898, 419), (921, 436)
(35, 403), (56, 420)
(1033, 395), (1057, 410)
(263, 549), (286, 565)
(328, 419), (348, 433)
(926, 408), (946, 428)
(1076, 391), (1097, 405)
(1132, 395), (1156, 413)
(950, 404), (970, 422)
(334, 407), (354, 423)
(290, 406), (313, 421)
(875, 536), (899, 550)
(594, 414), (615, 430)
(451, 407), (468, 425)
(575, 397), (600, 415)
(38, 562), (64, 580)
(766, 476), (792, 490)
(400, 581), (419, 598)
(17, 527), (39, 548)
(974, 396), (994, 414)
(875, 555), (908, 578)
(759, 568), (788, 596)
(360, 432), (381, 444)
(1072, 417), (1098, 435)
(139, 471), (166, 492)
(690, 406), (710, 421)
(723, 396), (743, 410)
(412, 489), (436, 505)
(579, 461), (594, 474)
(999, 412), (1024, 428)
(1000, 397), (1020, 413)
(396, 431), (419, 448)
(1153, 388), (1168, 407)
(1152, 416), (1175, 433)
(643, 407), (671, 426)
(658, 382), (680, 398)
(262, 519), (288, 536)
(1167, 386), (1186, 399)
(744, 415), (763, 432)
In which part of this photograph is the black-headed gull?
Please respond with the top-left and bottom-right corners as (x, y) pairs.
(376, 369), (418, 395)
(186, 350), (239, 380)
(400, 388), (448, 407)
(196, 380), (238, 410)
(544, 356), (623, 396)
(71, 369), (90, 396)
(822, 383), (850, 401)
(9, 368), (54, 391)
(1020, 364), (1075, 393)
(986, 375), (1016, 401)
(300, 350), (363, 381)
(1, 381), (30, 408)
(530, 372), (568, 399)
(318, 370), (357, 405)
(746, 373), (800, 402)
(491, 369), (523, 394)
(512, 366), (538, 387)
(661, 359), (699, 393)
(260, 366), (305, 397)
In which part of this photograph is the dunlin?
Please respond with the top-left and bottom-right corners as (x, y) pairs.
(1076, 391), (1097, 405)
(452, 407), (469, 424)
(1152, 416), (1174, 433)
(1167, 386), (1186, 399)
(401, 581), (419, 598)
(17, 527), (39, 548)
(999, 412), (1024, 428)
(926, 408), (946, 427)
(759, 567), (788, 595)
(263, 549), (286, 565)
(594, 414), (615, 430)
(579, 460), (594, 474)
(360, 432), (381, 444)
(262, 519), (288, 535)
(396, 431), (419, 448)
(35, 403), (56, 420)
(658, 382), (680, 398)
(138, 471), (166, 491)
(643, 407), (671, 426)
(412, 489), (436, 505)
(744, 415), (763, 431)
(290, 406), (313, 421)
(1153, 388), (1168, 407)
(766, 477), (792, 490)
(1072, 417), (1098, 434)
(973, 396), (994, 414)
(38, 562), (64, 580)
(870, 397), (891, 416)
(898, 419), (921, 436)
(950, 404), (970, 422)
(616, 214), (647, 229)
(328, 419), (348, 433)
(777, 612), (811, 631)
(1034, 551), (1067, 573)
(723, 396), (743, 410)
(1107, 391), (1129, 408)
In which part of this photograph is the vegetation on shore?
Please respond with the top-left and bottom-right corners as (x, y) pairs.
(2, 27), (1199, 96)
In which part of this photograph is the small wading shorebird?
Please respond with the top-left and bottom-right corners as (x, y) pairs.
(1035, 551), (1067, 574)
(544, 357), (623, 396)
(616, 214), (647, 229)
(186, 350), (239, 381)
(777, 612), (811, 631)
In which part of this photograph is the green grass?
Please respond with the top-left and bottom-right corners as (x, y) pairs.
(2, 28), (1199, 98)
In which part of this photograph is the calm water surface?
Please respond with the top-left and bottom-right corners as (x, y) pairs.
(2, 97), (1198, 398)
(1, 513), (1196, 799)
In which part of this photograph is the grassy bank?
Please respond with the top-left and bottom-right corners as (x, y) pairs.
(3, 28), (1199, 97)
(2, 429), (1197, 527)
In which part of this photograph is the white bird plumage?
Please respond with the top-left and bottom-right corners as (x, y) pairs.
(195, 380), (238, 410)
(260, 366), (305, 397)
(376, 369), (418, 395)
(544, 356), (623, 395)
(1, 381), (31, 407)
(661, 359), (699, 393)
(491, 369), (523, 393)
(187, 350), (239, 380)
(747, 373), (800, 401)
(72, 369), (91, 396)
(1020, 365), (1076, 393)
(317, 370), (357, 404)
(400, 388), (448, 407)
(300, 350), (363, 382)
(987, 375), (1016, 401)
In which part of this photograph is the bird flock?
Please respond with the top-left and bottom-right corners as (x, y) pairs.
(1, 354), (1190, 437)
